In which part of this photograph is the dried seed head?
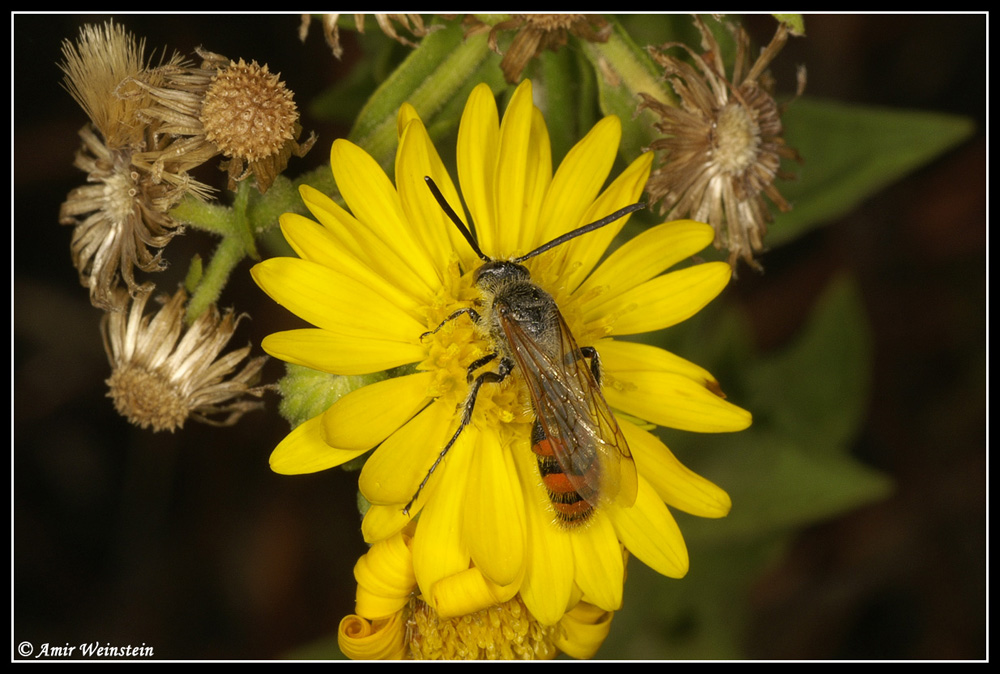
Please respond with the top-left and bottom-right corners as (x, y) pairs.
(641, 16), (805, 271)
(192, 58), (315, 193)
(201, 59), (298, 162)
(59, 21), (161, 150)
(59, 126), (183, 309)
(470, 14), (611, 83)
(102, 286), (267, 432)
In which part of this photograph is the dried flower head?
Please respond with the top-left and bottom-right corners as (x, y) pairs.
(469, 14), (611, 83)
(59, 21), (162, 150)
(59, 126), (185, 309)
(59, 22), (214, 308)
(134, 51), (316, 194)
(300, 13), (438, 59)
(102, 286), (267, 432)
(200, 58), (316, 192)
(641, 16), (805, 270)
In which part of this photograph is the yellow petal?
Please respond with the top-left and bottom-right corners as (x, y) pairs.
(535, 115), (621, 246)
(296, 186), (436, 301)
(606, 369), (752, 433)
(465, 431), (526, 587)
(577, 219), (716, 309)
(556, 152), (654, 292)
(331, 138), (442, 288)
(457, 83), (499, 251)
(621, 421), (732, 518)
(598, 339), (717, 387)
(593, 261), (732, 335)
(322, 372), (434, 450)
(362, 504), (414, 545)
(411, 432), (475, 603)
(397, 112), (478, 271)
(358, 399), (456, 506)
(338, 611), (407, 660)
(262, 328), (423, 375)
(554, 602), (614, 660)
(279, 212), (428, 319)
(606, 476), (689, 579)
(569, 512), (624, 612)
(251, 257), (424, 343)
(514, 106), (552, 253)
(269, 413), (370, 475)
(512, 445), (576, 626)
(494, 80), (543, 257)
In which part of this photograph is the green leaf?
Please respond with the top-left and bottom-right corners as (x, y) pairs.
(744, 275), (872, 453)
(581, 17), (676, 162)
(668, 275), (889, 543)
(772, 97), (976, 247)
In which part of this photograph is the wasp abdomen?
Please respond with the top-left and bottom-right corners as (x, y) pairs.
(531, 420), (597, 524)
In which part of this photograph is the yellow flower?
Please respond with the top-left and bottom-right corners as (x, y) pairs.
(252, 80), (751, 654)
(338, 528), (611, 659)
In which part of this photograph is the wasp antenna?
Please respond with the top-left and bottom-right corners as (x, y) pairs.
(514, 202), (647, 263)
(424, 177), (490, 262)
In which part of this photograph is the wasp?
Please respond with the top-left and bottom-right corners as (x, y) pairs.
(405, 177), (643, 525)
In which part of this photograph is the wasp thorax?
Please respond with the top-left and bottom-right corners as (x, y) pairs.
(473, 260), (530, 289)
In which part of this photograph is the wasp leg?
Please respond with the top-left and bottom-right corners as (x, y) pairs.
(465, 352), (497, 382)
(579, 345), (602, 385)
(420, 307), (482, 340)
(403, 357), (514, 515)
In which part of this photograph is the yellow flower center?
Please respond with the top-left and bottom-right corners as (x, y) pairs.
(408, 595), (557, 660)
(418, 260), (533, 440)
(713, 101), (761, 176)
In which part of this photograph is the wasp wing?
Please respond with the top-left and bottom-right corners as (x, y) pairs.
(499, 309), (638, 510)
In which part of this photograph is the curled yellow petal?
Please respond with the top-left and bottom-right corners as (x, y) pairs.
(354, 533), (416, 619)
(430, 566), (519, 620)
(554, 602), (614, 660)
(338, 611), (408, 660)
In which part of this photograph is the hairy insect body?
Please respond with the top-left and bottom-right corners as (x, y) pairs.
(404, 177), (643, 524)
(474, 261), (560, 358)
(470, 258), (630, 525)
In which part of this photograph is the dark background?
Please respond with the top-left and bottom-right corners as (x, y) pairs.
(14, 14), (986, 660)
